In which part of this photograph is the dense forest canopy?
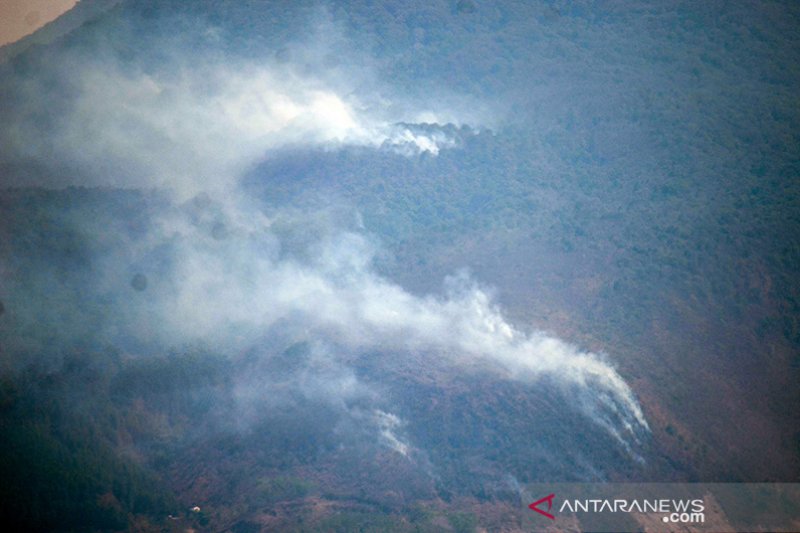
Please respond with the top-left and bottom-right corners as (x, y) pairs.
(0, 1), (798, 531)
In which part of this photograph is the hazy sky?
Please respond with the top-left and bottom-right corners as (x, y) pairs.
(0, 0), (77, 46)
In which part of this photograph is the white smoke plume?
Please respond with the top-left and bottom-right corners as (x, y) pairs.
(374, 410), (410, 457)
(101, 200), (649, 452)
(0, 20), (476, 198)
(0, 13), (648, 456)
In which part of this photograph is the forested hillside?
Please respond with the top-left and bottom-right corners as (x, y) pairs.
(0, 1), (798, 531)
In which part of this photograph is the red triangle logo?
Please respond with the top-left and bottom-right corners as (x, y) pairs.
(529, 493), (556, 520)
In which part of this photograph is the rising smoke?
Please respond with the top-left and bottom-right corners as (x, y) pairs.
(0, 7), (649, 465)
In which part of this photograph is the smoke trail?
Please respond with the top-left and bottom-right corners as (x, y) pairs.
(81, 197), (649, 452)
(0, 12), (649, 457)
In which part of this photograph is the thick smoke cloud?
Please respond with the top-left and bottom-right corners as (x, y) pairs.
(0, 13), (648, 460)
(0, 14), (478, 198)
(59, 192), (648, 455)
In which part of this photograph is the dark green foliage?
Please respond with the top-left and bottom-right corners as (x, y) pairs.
(313, 510), (415, 533)
(447, 511), (478, 533)
(0, 0), (799, 530)
(0, 350), (178, 531)
(256, 476), (314, 504)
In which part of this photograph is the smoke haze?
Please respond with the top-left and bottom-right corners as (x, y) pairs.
(0, 6), (649, 472)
